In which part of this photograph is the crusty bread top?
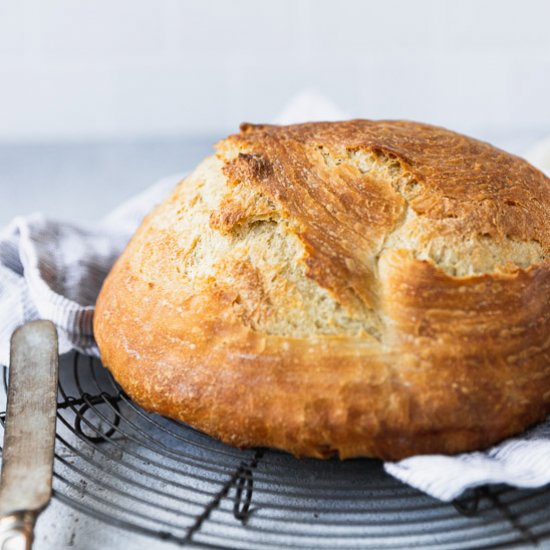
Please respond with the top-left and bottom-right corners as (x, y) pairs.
(197, 120), (547, 339)
(134, 120), (550, 343)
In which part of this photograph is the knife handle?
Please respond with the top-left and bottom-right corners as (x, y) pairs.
(0, 512), (36, 550)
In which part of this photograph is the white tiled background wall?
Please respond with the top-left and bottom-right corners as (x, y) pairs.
(1, 0), (550, 143)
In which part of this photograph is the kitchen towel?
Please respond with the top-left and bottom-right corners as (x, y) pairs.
(0, 176), (177, 365)
(1, 98), (550, 502)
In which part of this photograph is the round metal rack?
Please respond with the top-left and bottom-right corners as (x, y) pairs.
(1, 352), (550, 549)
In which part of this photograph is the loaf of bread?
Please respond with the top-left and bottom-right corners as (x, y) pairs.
(94, 120), (550, 460)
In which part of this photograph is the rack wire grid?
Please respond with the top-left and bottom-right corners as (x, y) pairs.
(0, 351), (549, 549)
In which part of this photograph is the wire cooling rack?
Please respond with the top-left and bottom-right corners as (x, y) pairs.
(1, 352), (550, 549)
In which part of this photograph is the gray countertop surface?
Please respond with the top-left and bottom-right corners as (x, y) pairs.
(0, 137), (215, 228)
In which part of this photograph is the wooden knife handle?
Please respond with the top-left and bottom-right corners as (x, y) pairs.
(0, 512), (36, 550)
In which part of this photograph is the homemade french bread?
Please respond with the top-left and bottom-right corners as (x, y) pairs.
(94, 120), (550, 460)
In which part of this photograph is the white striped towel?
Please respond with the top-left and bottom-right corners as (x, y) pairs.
(0, 176), (177, 366)
(1, 146), (550, 504)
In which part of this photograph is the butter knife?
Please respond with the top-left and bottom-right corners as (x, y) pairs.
(0, 321), (58, 550)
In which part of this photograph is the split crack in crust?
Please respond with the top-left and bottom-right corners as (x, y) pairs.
(94, 120), (550, 460)
(209, 128), (545, 341)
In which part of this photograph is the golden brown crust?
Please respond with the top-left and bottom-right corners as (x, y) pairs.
(94, 120), (550, 460)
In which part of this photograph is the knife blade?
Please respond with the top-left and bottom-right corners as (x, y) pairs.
(0, 321), (58, 550)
